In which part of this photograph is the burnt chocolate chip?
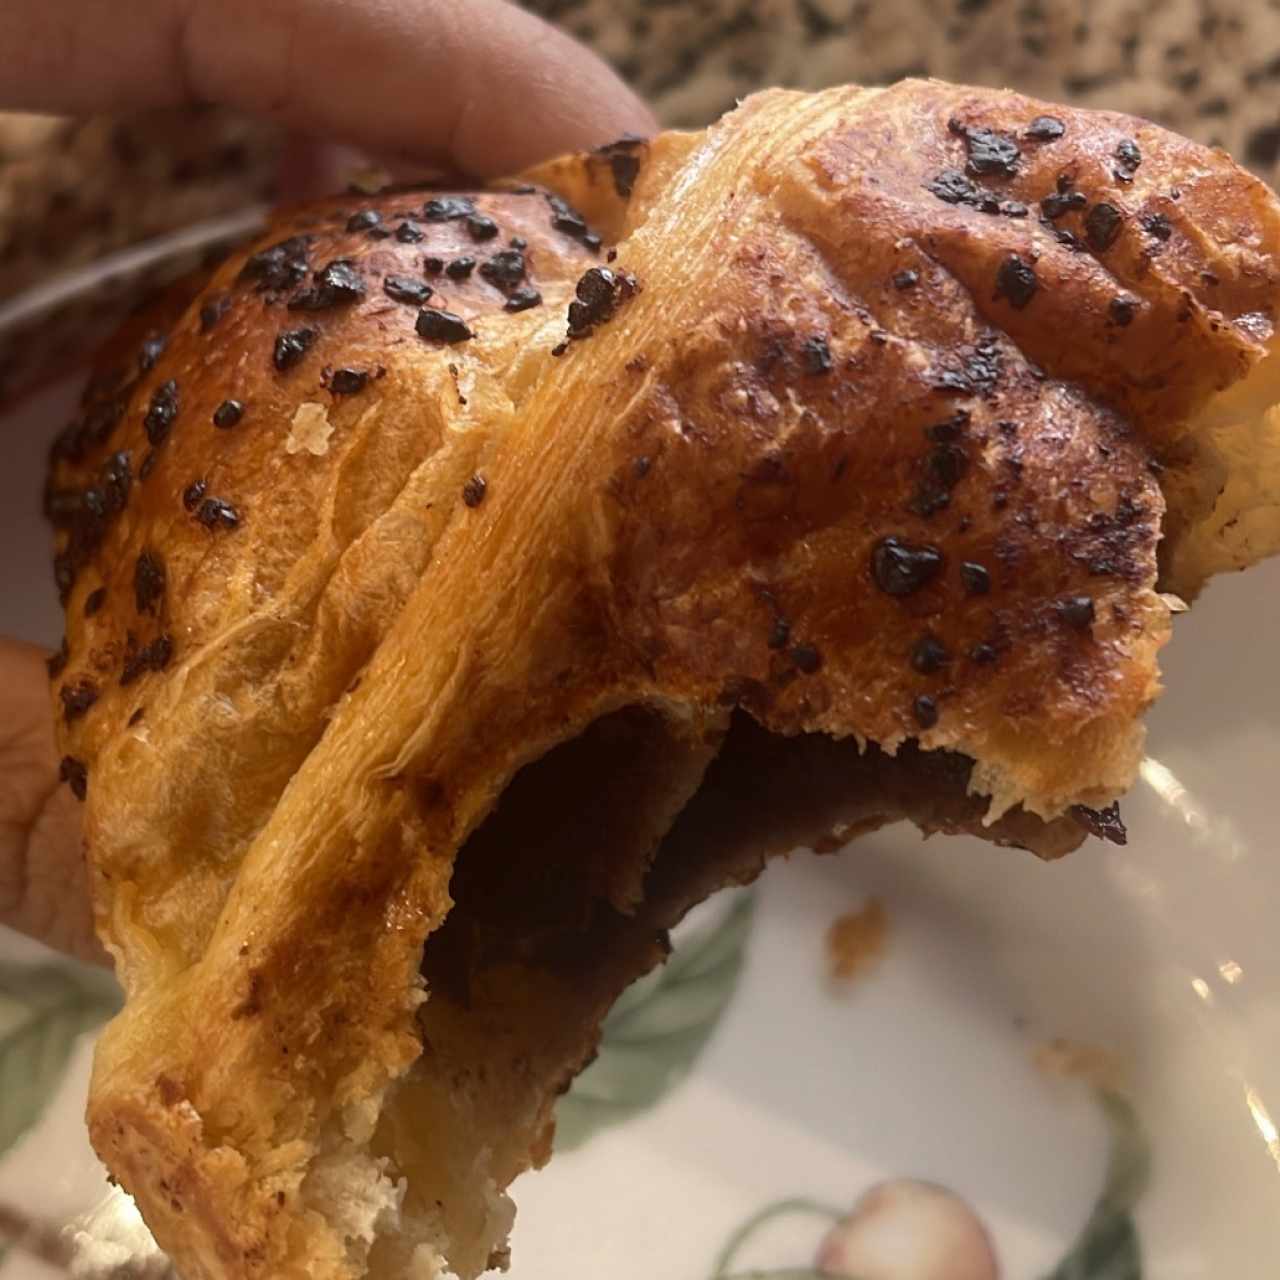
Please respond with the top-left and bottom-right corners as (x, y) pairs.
(910, 442), (970, 517)
(84, 586), (106, 617)
(551, 341), (569, 357)
(1026, 115), (1066, 141)
(913, 694), (939, 729)
(199, 294), (231, 333)
(423, 196), (476, 222)
(46, 638), (69, 679)
(239, 234), (312, 293)
(999, 200), (1029, 218)
(346, 209), (381, 232)
(134, 550), (165, 615)
(120, 634), (173, 686)
(1057, 595), (1096, 629)
(196, 497), (240, 530)
(330, 367), (369, 395)
(790, 644), (822, 674)
(479, 249), (526, 290)
(446, 257), (476, 279)
(416, 308), (473, 343)
(546, 192), (599, 247)
(1140, 212), (1173, 241)
(59, 755), (87, 800)
(289, 259), (365, 310)
(566, 266), (635, 337)
(1113, 138), (1142, 178)
(995, 254), (1038, 309)
(99, 450), (131, 513)
(462, 474), (487, 507)
(926, 168), (988, 207)
(1109, 296), (1138, 326)
(950, 121), (1021, 177)
(911, 634), (950, 674)
(144, 380), (179, 445)
(1040, 190), (1087, 219)
(82, 487), (107, 520)
(138, 332), (166, 373)
(1071, 801), (1127, 845)
(893, 269), (919, 289)
(384, 275), (433, 305)
(504, 286), (542, 312)
(926, 411), (970, 443)
(423, 256), (445, 275)
(595, 135), (644, 197)
(1084, 202), (1123, 252)
(273, 327), (317, 371)
(960, 561), (991, 595)
(213, 399), (244, 428)
(872, 536), (946, 596)
(929, 444), (968, 487)
(60, 680), (98, 722)
(940, 337), (1002, 395)
(767, 618), (791, 650)
(466, 214), (499, 242)
(394, 221), (424, 244)
(802, 336), (833, 374)
(182, 479), (207, 511)
(970, 642), (997, 664)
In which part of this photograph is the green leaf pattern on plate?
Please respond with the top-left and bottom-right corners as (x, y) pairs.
(0, 962), (121, 1158)
(1044, 1090), (1149, 1280)
(556, 892), (755, 1151)
(0, 961), (121, 1270)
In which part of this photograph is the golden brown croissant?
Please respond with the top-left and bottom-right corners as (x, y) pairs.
(44, 80), (1280, 1279)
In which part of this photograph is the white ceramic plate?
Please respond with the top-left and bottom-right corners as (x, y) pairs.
(2, 367), (1278, 1280)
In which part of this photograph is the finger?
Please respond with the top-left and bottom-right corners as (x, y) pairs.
(275, 137), (371, 203)
(0, 0), (658, 177)
(0, 639), (105, 964)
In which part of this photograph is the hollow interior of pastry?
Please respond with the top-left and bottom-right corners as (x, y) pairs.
(310, 705), (1081, 1278)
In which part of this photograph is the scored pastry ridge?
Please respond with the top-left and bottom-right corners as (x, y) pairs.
(44, 80), (1280, 1279)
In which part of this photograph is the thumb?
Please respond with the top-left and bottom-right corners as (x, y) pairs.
(0, 638), (106, 964)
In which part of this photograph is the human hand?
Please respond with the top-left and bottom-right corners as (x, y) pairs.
(0, 0), (656, 963)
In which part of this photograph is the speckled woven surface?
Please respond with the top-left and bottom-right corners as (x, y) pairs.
(529, 0), (1280, 173)
(1, 0), (1278, 396)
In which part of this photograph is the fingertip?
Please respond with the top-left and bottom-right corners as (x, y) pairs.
(398, 0), (662, 177)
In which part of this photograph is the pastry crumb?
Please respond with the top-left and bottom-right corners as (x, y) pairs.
(826, 898), (888, 982)
(1033, 1037), (1128, 1094)
(286, 402), (334, 456)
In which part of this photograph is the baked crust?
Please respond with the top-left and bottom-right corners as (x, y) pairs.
(45, 81), (1280, 1278)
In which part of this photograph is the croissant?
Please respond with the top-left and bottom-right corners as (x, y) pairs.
(44, 79), (1280, 1279)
